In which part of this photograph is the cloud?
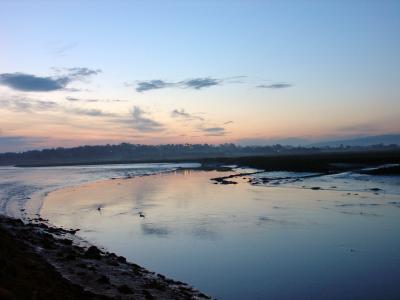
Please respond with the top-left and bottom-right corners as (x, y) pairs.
(171, 109), (204, 121)
(0, 73), (70, 92)
(256, 82), (292, 89)
(132, 76), (294, 93)
(65, 96), (80, 102)
(141, 223), (170, 236)
(202, 126), (227, 136)
(0, 97), (57, 113)
(0, 95), (115, 118)
(131, 106), (164, 132)
(182, 78), (220, 89)
(51, 41), (78, 56)
(67, 107), (115, 117)
(171, 109), (232, 136)
(135, 80), (170, 92)
(133, 77), (222, 92)
(65, 67), (101, 78)
(0, 67), (101, 92)
(65, 96), (124, 103)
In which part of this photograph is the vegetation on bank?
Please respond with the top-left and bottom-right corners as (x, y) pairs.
(0, 142), (398, 167)
(202, 150), (400, 173)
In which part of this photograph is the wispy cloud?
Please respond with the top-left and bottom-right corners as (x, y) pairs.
(171, 109), (204, 121)
(0, 67), (101, 92)
(182, 78), (220, 90)
(256, 82), (292, 89)
(65, 96), (125, 103)
(131, 106), (164, 132)
(201, 126), (227, 136)
(132, 77), (222, 93)
(171, 108), (233, 137)
(0, 97), (57, 112)
(132, 76), (292, 93)
(170, 107), (233, 137)
(50, 41), (78, 56)
(0, 95), (115, 118)
(67, 107), (115, 117)
(135, 80), (170, 92)
(63, 67), (101, 78)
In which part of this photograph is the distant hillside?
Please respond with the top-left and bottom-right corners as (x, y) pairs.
(310, 134), (400, 147)
(0, 143), (315, 166)
(0, 141), (398, 167)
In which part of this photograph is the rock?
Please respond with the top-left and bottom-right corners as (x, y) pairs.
(143, 289), (154, 299)
(64, 253), (77, 261)
(68, 228), (80, 234)
(118, 284), (133, 294)
(97, 275), (110, 284)
(198, 292), (210, 299)
(117, 256), (126, 263)
(311, 186), (321, 190)
(84, 246), (102, 260)
(221, 180), (237, 185)
(76, 263), (87, 268)
(106, 260), (118, 267)
(107, 252), (117, 257)
(60, 238), (73, 246)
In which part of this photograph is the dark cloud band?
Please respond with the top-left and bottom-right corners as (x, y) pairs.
(0, 73), (69, 92)
(0, 67), (101, 92)
(134, 77), (221, 93)
(256, 82), (292, 89)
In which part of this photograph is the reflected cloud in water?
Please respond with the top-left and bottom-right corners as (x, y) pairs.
(141, 223), (170, 237)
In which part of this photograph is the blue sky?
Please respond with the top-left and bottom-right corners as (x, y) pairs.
(0, 1), (399, 151)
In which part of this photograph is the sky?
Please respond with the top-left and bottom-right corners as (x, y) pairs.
(0, 0), (399, 152)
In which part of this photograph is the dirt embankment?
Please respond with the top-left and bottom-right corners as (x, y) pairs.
(0, 216), (210, 300)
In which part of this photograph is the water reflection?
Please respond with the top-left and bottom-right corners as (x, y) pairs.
(40, 169), (400, 300)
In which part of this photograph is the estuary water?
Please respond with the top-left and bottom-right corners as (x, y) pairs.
(0, 163), (199, 218)
(1, 164), (400, 299)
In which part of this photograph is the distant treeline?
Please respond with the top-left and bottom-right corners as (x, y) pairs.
(0, 143), (398, 166)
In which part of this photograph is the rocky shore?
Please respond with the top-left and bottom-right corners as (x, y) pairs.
(0, 216), (210, 300)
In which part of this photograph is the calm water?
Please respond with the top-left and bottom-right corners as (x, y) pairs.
(35, 168), (400, 300)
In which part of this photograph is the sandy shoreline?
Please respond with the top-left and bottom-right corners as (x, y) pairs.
(0, 215), (210, 300)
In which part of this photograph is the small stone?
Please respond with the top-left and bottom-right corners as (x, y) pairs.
(118, 284), (133, 294)
(84, 246), (102, 259)
(97, 275), (110, 284)
(117, 256), (126, 263)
